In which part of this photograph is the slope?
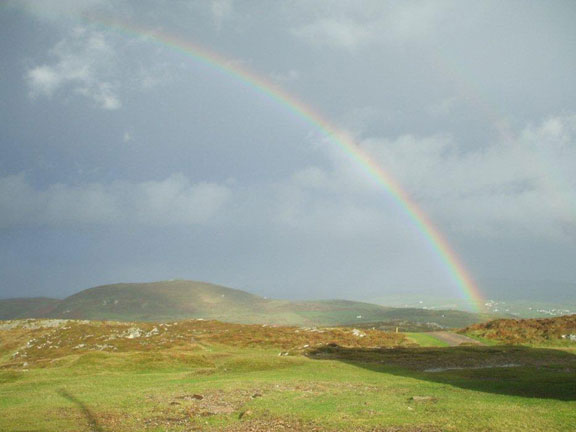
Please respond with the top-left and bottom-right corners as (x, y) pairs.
(48, 280), (267, 322)
(463, 314), (576, 344)
(2, 280), (491, 327)
(0, 297), (61, 320)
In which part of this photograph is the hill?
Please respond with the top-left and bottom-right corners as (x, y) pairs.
(0, 297), (61, 320)
(463, 314), (576, 344)
(0, 280), (491, 327)
(47, 280), (266, 322)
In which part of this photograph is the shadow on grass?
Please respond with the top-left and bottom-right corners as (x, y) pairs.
(307, 345), (576, 401)
(57, 389), (104, 432)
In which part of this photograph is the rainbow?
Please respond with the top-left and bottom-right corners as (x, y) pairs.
(91, 16), (485, 311)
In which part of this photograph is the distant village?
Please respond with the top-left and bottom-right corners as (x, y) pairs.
(401, 298), (574, 318)
(483, 299), (574, 317)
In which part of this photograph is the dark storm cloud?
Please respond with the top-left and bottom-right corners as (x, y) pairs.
(1, 0), (575, 302)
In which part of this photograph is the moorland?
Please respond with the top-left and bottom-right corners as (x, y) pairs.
(1, 309), (575, 431)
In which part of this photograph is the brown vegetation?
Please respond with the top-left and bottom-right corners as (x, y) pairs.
(462, 314), (576, 344)
(0, 319), (407, 369)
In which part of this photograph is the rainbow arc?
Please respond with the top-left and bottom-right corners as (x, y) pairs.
(93, 16), (486, 311)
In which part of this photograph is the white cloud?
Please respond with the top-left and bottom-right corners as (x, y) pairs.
(0, 174), (230, 228)
(3, 109), (574, 243)
(76, 82), (121, 110)
(123, 131), (133, 143)
(385, 1), (443, 42)
(211, 0), (234, 30)
(26, 66), (62, 96)
(233, 113), (576, 241)
(26, 28), (121, 110)
(294, 18), (372, 50)
(291, 0), (447, 49)
(355, 114), (576, 239)
(270, 69), (301, 83)
(226, 114), (576, 242)
(426, 97), (459, 117)
(132, 61), (174, 91)
(131, 175), (230, 225)
(271, 184), (385, 237)
(14, 0), (110, 22)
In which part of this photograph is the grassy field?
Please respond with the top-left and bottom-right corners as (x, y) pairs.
(403, 333), (450, 347)
(1, 320), (575, 431)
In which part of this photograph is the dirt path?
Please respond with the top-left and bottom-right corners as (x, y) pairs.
(428, 331), (484, 346)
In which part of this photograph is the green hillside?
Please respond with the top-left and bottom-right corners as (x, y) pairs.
(0, 280), (491, 328)
(48, 280), (266, 322)
(379, 307), (493, 328)
(0, 297), (61, 320)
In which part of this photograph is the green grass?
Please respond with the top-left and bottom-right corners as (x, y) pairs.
(404, 332), (451, 347)
(2, 348), (576, 430)
(1, 319), (575, 431)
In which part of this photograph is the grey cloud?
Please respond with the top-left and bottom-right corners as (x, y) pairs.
(12, 0), (112, 22)
(360, 114), (576, 239)
(0, 174), (230, 228)
(294, 18), (373, 50)
(3, 0), (576, 298)
(270, 181), (385, 237)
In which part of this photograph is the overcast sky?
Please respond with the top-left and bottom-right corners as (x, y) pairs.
(1, 0), (575, 304)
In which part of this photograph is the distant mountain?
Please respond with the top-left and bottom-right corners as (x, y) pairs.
(47, 280), (265, 322)
(0, 297), (61, 320)
(0, 280), (492, 327)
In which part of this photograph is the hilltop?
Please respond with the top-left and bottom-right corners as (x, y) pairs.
(0, 280), (492, 328)
(47, 280), (265, 322)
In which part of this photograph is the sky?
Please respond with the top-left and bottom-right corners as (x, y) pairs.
(1, 0), (575, 306)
